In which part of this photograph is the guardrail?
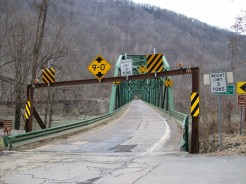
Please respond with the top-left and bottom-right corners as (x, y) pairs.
(145, 103), (189, 152)
(170, 110), (189, 152)
(3, 104), (129, 148)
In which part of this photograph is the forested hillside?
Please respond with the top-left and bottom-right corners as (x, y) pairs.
(57, 0), (234, 71)
(0, 0), (245, 130)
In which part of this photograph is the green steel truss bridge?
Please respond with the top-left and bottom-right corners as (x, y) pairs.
(3, 54), (200, 154)
(109, 55), (173, 113)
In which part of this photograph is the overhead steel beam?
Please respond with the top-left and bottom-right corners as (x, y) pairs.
(32, 68), (195, 88)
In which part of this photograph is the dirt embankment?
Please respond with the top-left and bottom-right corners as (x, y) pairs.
(205, 134), (246, 156)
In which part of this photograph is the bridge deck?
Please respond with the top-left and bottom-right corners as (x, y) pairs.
(30, 100), (181, 153)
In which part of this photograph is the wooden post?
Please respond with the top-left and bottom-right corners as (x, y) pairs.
(190, 67), (200, 154)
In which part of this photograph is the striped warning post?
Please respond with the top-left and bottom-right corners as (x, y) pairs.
(191, 92), (199, 117)
(146, 53), (164, 73)
(25, 101), (31, 119)
(42, 67), (55, 83)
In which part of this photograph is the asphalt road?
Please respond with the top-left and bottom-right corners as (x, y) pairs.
(0, 100), (245, 184)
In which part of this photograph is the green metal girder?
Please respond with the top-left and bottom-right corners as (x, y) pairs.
(109, 54), (174, 112)
(109, 56), (121, 113)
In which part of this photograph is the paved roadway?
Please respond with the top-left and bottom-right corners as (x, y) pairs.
(0, 100), (245, 184)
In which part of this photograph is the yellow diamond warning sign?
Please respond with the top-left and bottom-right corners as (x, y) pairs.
(88, 55), (112, 80)
(164, 78), (173, 87)
(137, 66), (148, 74)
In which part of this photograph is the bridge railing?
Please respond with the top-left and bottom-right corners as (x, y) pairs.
(3, 104), (129, 148)
(170, 110), (189, 152)
(146, 103), (189, 152)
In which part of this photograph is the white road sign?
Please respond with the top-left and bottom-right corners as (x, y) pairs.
(210, 72), (227, 93)
(120, 59), (133, 76)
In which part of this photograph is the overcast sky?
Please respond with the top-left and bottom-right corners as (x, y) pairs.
(132, 0), (246, 31)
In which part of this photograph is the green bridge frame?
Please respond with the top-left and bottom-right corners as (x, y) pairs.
(109, 55), (173, 112)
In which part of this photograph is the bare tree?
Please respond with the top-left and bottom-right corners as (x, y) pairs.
(0, 0), (69, 130)
(31, 0), (48, 82)
(230, 11), (246, 68)
(0, 4), (34, 129)
(231, 11), (246, 34)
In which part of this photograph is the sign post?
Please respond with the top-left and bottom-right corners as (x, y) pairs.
(210, 72), (227, 150)
(241, 107), (243, 135)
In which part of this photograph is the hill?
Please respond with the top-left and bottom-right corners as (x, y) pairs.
(55, 0), (234, 72)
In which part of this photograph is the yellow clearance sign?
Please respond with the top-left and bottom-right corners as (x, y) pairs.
(237, 82), (246, 94)
(88, 55), (112, 80)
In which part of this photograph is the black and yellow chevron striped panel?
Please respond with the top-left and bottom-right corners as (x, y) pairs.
(42, 67), (55, 83)
(191, 92), (199, 117)
(146, 53), (164, 73)
(25, 101), (31, 119)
